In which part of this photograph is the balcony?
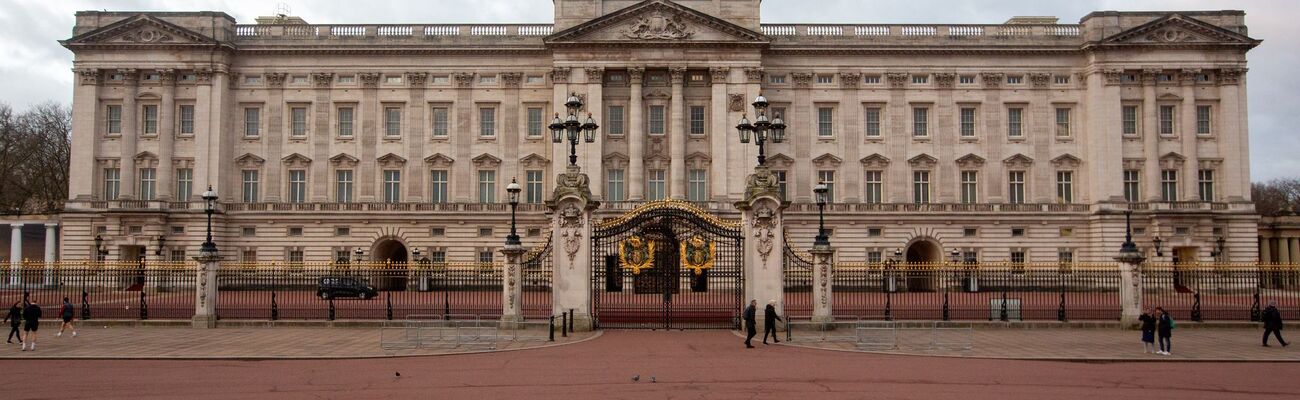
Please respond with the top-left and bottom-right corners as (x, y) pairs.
(233, 24), (553, 41)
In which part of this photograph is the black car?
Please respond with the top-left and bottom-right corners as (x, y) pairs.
(317, 276), (378, 300)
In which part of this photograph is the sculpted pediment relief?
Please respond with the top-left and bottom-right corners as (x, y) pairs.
(546, 0), (766, 45)
(520, 153), (551, 168)
(766, 154), (795, 169)
(860, 154), (891, 169)
(61, 15), (219, 49)
(1096, 14), (1259, 49)
(907, 153), (938, 169)
(955, 153), (986, 168)
(424, 153), (454, 168)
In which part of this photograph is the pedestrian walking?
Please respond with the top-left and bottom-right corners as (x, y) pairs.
(762, 300), (782, 344)
(743, 299), (757, 348)
(57, 297), (77, 338)
(1139, 308), (1157, 354)
(21, 301), (41, 351)
(1262, 300), (1289, 347)
(1156, 307), (1174, 356)
(4, 302), (21, 345)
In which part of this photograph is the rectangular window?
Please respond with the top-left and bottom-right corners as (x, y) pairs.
(243, 107), (260, 137)
(1007, 107), (1023, 137)
(818, 170), (835, 201)
(960, 170), (978, 204)
(479, 107), (496, 137)
(526, 170), (544, 204)
(138, 168), (156, 200)
(959, 107), (976, 137)
(912, 75), (928, 84)
(1056, 171), (1074, 204)
(864, 171), (883, 204)
(337, 107), (354, 137)
(867, 251), (883, 264)
(816, 75), (834, 84)
(912, 107), (928, 137)
(1196, 105), (1213, 135)
(169, 249), (186, 262)
(335, 170), (353, 203)
(687, 169), (708, 201)
(1159, 105), (1175, 135)
(385, 107), (402, 137)
(690, 106), (706, 135)
(176, 105), (194, 135)
(769, 75), (786, 84)
(1007, 75), (1023, 85)
(142, 105), (158, 134)
(648, 169), (666, 201)
(1054, 75), (1071, 85)
(527, 107), (544, 137)
(478, 250), (494, 264)
(648, 105), (665, 135)
(291, 107), (308, 136)
(1161, 170), (1178, 201)
(175, 168), (193, 201)
(607, 106), (625, 136)
(241, 170), (259, 203)
(864, 75), (881, 84)
(478, 170), (496, 203)
(430, 107), (449, 137)
(1055, 108), (1071, 137)
(383, 170), (401, 203)
(864, 107), (881, 137)
(1198, 169), (1214, 202)
(429, 170), (448, 203)
(106, 105), (122, 134)
(1010, 250), (1026, 265)
(1008, 171), (1026, 204)
(606, 169), (626, 202)
(1122, 105), (1138, 135)
(912, 171), (931, 204)
(959, 75), (976, 84)
(1123, 170), (1141, 203)
(288, 170), (307, 203)
(817, 107), (834, 137)
(774, 170), (787, 200)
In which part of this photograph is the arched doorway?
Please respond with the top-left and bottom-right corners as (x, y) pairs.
(903, 239), (944, 292)
(372, 239), (409, 291)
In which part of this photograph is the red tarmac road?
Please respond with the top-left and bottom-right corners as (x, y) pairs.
(3, 330), (1299, 399)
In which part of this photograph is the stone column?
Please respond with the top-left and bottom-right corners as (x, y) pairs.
(43, 224), (57, 285)
(669, 67), (687, 200)
(1141, 69), (1161, 201)
(192, 253), (221, 328)
(358, 73), (381, 202)
(1260, 236), (1272, 263)
(737, 166), (786, 331)
(550, 67), (572, 189)
(709, 67), (730, 201)
(1118, 260), (1143, 327)
(1280, 239), (1292, 265)
(1179, 70), (1199, 202)
(500, 243), (526, 328)
(810, 245), (834, 325)
(584, 67), (605, 198)
(8, 224), (22, 285)
(453, 72), (476, 202)
(1290, 238), (1300, 266)
(792, 72), (815, 202)
(158, 70), (177, 200)
(1218, 68), (1248, 200)
(627, 67), (645, 201)
(840, 72), (863, 203)
(263, 73), (286, 202)
(309, 72), (334, 202)
(69, 69), (101, 200)
(120, 69), (139, 199)
(549, 164), (598, 331)
(406, 72), (430, 201)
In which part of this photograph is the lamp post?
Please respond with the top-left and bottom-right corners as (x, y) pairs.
(735, 94), (787, 167)
(548, 93), (599, 167)
(1114, 210), (1147, 326)
(1115, 211), (1147, 265)
(950, 249), (961, 264)
(155, 235), (166, 257)
(94, 235), (107, 261)
(354, 248), (365, 263)
(200, 186), (218, 256)
(1212, 236), (1227, 262)
(506, 178), (522, 246)
(1152, 235), (1164, 258)
(813, 181), (830, 247)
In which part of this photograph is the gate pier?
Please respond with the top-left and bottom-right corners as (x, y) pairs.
(738, 165), (787, 332)
(548, 165), (599, 331)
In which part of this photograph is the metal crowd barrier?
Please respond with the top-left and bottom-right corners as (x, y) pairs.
(379, 314), (552, 350)
(788, 320), (973, 352)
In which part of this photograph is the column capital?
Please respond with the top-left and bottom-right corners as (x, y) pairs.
(627, 67), (645, 84)
(583, 66), (605, 82)
(500, 72), (523, 88)
(1179, 68), (1201, 85)
(979, 72), (1003, 88)
(405, 71), (428, 87)
(358, 72), (381, 88)
(743, 67), (764, 84)
(791, 72), (814, 88)
(452, 72), (475, 88)
(311, 72), (334, 88)
(75, 68), (101, 85)
(1218, 67), (1246, 85)
(708, 67), (730, 84)
(1140, 68), (1161, 85)
(841, 72), (864, 88)
(669, 67), (687, 84)
(1101, 69), (1124, 86)
(550, 67), (571, 84)
(118, 68), (140, 86)
(1028, 72), (1052, 89)
(265, 72), (287, 88)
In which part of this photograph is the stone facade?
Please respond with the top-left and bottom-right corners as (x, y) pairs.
(57, 1), (1260, 265)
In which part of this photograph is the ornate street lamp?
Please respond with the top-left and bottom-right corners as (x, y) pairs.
(154, 235), (166, 257)
(412, 248), (421, 260)
(950, 249), (961, 264)
(735, 94), (787, 167)
(200, 186), (218, 255)
(1115, 210), (1147, 265)
(549, 93), (599, 167)
(813, 181), (830, 247)
(1211, 236), (1227, 261)
(93, 235), (108, 261)
(354, 248), (365, 263)
(1152, 235), (1164, 258)
(505, 178), (522, 246)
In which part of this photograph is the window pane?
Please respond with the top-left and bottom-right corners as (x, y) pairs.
(1055, 108), (1070, 137)
(959, 108), (976, 137)
(138, 168), (156, 200)
(649, 106), (665, 134)
(864, 170), (882, 204)
(912, 107), (928, 136)
(606, 169), (625, 202)
(385, 107), (401, 136)
(1123, 170), (1140, 203)
(107, 105), (122, 134)
(1161, 170), (1178, 201)
(103, 168), (120, 200)
(291, 107), (308, 136)
(1008, 171), (1025, 204)
(478, 170), (496, 203)
(336, 170), (353, 203)
(687, 169), (707, 201)
(288, 170), (306, 203)
(648, 170), (666, 200)
(1122, 106), (1138, 135)
(912, 171), (930, 204)
(430, 170), (448, 203)
(384, 170), (401, 203)
(1056, 171), (1073, 203)
(864, 108), (881, 137)
(1159, 105), (1175, 135)
(607, 106), (625, 135)
(690, 106), (706, 135)
(479, 108), (496, 137)
(338, 107), (354, 137)
(1007, 108), (1023, 137)
(1198, 169), (1214, 202)
(960, 170), (977, 204)
(175, 168), (193, 200)
(1196, 105), (1212, 135)
(818, 170), (835, 201)
(242, 170), (259, 203)
(817, 107), (833, 137)
(142, 105), (158, 134)
(526, 170), (544, 204)
(527, 108), (543, 137)
(431, 107), (449, 137)
(244, 108), (260, 136)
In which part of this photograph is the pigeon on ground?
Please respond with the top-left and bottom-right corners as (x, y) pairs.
(651, 376), (656, 383)
(395, 372), (401, 377)
(632, 375), (640, 382)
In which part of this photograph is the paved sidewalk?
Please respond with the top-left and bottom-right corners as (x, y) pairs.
(0, 325), (596, 359)
(784, 327), (1299, 361)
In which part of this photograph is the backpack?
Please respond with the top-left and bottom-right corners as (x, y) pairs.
(61, 303), (73, 318)
(1167, 316), (1176, 329)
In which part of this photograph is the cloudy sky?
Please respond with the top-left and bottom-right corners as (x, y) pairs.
(2, 0), (1294, 181)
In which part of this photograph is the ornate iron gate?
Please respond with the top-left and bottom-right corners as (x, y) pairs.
(591, 201), (744, 329)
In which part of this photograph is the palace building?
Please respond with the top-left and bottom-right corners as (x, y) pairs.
(56, 0), (1261, 266)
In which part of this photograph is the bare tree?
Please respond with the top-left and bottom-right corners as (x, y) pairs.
(1252, 178), (1300, 216)
(0, 102), (71, 215)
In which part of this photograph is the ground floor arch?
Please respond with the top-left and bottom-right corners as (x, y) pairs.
(371, 238), (409, 291)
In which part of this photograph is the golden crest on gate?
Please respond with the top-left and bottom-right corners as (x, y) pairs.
(619, 235), (655, 275)
(680, 234), (715, 275)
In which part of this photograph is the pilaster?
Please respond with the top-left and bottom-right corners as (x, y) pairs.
(669, 67), (687, 200)
(627, 67), (645, 201)
(548, 164), (599, 331)
(501, 243), (526, 327)
(119, 69), (139, 199)
(737, 165), (786, 331)
(192, 253), (221, 328)
(809, 246), (834, 325)
(158, 69), (177, 200)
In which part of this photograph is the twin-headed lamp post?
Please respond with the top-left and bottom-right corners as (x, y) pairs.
(549, 93), (599, 167)
(735, 94), (787, 167)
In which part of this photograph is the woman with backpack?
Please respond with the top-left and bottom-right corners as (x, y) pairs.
(1156, 306), (1174, 356)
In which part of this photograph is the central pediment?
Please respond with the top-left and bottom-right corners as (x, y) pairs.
(546, 0), (767, 46)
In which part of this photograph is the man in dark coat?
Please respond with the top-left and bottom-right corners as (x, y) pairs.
(21, 301), (41, 352)
(1262, 300), (1288, 347)
(743, 299), (757, 348)
(763, 300), (782, 344)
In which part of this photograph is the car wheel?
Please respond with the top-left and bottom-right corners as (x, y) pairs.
(359, 292), (370, 300)
(319, 292), (331, 300)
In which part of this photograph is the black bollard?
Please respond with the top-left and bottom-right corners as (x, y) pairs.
(549, 315), (555, 342)
(569, 308), (576, 333)
(561, 312), (568, 337)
